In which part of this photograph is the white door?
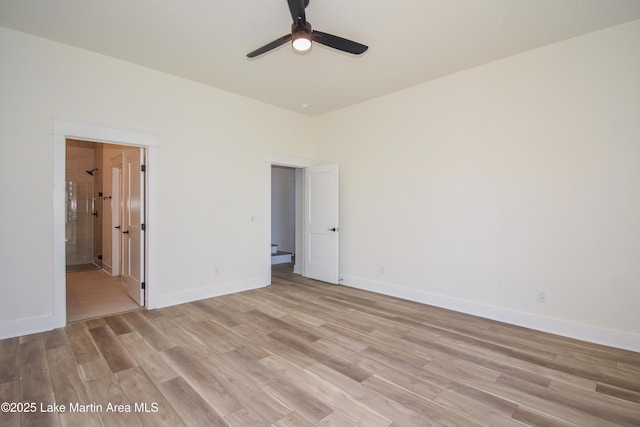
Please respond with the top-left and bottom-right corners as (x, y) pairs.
(110, 154), (124, 276)
(304, 164), (339, 284)
(122, 147), (145, 305)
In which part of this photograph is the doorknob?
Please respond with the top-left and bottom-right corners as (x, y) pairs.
(122, 230), (129, 234)
(115, 226), (121, 229)
(328, 227), (339, 232)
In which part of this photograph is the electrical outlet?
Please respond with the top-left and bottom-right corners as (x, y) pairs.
(537, 289), (547, 303)
(213, 266), (220, 276)
(380, 264), (387, 274)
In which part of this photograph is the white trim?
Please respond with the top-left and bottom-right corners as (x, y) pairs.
(152, 277), (269, 308)
(293, 168), (304, 275)
(53, 118), (159, 147)
(145, 145), (158, 308)
(0, 314), (58, 340)
(265, 153), (312, 168)
(341, 274), (640, 353)
(50, 118), (159, 331)
(52, 134), (67, 330)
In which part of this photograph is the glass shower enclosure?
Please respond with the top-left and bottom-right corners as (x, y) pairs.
(65, 182), (102, 271)
(65, 140), (103, 272)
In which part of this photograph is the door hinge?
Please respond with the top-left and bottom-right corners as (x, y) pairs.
(141, 282), (145, 290)
(141, 223), (145, 231)
(141, 164), (146, 172)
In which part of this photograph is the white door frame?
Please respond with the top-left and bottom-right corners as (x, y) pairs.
(265, 154), (312, 279)
(52, 119), (158, 328)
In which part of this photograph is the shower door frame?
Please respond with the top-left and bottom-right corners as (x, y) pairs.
(52, 119), (158, 329)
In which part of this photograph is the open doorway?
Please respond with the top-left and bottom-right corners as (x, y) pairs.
(265, 155), (304, 277)
(267, 156), (339, 284)
(271, 165), (305, 276)
(271, 166), (296, 269)
(65, 139), (145, 322)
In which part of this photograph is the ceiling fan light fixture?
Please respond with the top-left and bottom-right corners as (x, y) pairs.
(292, 33), (312, 52)
(291, 21), (312, 52)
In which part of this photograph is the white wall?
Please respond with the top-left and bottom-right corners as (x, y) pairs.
(2, 21), (639, 351)
(0, 27), (314, 337)
(271, 166), (296, 254)
(314, 21), (640, 351)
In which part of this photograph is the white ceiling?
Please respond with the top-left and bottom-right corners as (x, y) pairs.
(1, 0), (640, 115)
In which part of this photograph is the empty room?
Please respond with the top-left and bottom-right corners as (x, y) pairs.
(0, 1), (639, 426)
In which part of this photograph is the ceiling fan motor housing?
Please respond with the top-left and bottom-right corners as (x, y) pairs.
(292, 20), (312, 35)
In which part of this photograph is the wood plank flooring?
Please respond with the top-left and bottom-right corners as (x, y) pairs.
(2, 264), (639, 426)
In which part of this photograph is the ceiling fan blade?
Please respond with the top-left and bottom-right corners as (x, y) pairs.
(247, 34), (292, 58)
(287, 0), (306, 22)
(312, 31), (368, 55)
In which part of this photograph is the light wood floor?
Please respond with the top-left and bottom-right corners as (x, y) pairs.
(2, 264), (639, 426)
(67, 270), (141, 322)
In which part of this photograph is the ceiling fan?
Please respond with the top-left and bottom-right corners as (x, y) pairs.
(247, 0), (368, 58)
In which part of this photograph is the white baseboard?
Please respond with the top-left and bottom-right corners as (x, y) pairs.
(150, 276), (270, 309)
(4, 274), (636, 353)
(0, 313), (61, 341)
(341, 274), (640, 353)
